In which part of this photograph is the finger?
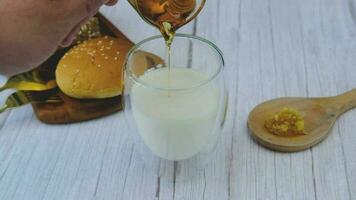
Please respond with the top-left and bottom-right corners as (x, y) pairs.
(105, 0), (118, 6)
(86, 0), (109, 14)
(59, 15), (92, 47)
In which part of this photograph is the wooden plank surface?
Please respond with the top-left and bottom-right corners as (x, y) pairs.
(0, 0), (355, 199)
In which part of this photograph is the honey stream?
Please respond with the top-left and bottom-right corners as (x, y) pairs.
(131, 0), (198, 93)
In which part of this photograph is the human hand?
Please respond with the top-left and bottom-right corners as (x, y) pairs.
(0, 0), (118, 76)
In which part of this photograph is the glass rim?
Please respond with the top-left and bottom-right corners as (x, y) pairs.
(125, 33), (225, 91)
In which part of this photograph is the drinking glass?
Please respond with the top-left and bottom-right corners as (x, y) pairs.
(123, 34), (225, 181)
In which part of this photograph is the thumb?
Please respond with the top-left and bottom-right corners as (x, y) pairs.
(85, 0), (117, 14)
(105, 0), (118, 6)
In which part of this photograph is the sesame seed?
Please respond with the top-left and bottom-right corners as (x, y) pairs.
(104, 56), (109, 59)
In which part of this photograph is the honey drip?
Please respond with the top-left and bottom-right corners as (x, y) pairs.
(129, 0), (204, 95)
(132, 0), (197, 45)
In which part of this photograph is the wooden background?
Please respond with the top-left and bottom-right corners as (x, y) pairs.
(0, 0), (356, 199)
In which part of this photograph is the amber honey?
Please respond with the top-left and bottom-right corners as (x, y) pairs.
(129, 0), (198, 45)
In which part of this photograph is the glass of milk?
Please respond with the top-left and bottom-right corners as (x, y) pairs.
(124, 34), (226, 181)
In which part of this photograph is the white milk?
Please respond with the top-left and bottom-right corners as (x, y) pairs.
(131, 68), (220, 161)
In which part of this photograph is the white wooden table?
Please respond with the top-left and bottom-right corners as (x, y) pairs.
(1, 0), (356, 199)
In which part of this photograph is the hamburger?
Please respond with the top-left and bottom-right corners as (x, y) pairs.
(56, 36), (131, 99)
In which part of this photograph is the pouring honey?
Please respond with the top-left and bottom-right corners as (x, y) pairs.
(128, 0), (206, 46)
(128, 0), (206, 92)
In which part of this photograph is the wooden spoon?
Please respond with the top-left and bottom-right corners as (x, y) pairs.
(248, 89), (356, 152)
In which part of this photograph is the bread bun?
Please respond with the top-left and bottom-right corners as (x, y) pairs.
(56, 36), (132, 99)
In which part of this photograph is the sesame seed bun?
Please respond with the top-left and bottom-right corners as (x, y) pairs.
(56, 36), (132, 99)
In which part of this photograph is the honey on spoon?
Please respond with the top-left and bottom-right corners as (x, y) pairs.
(248, 89), (356, 152)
